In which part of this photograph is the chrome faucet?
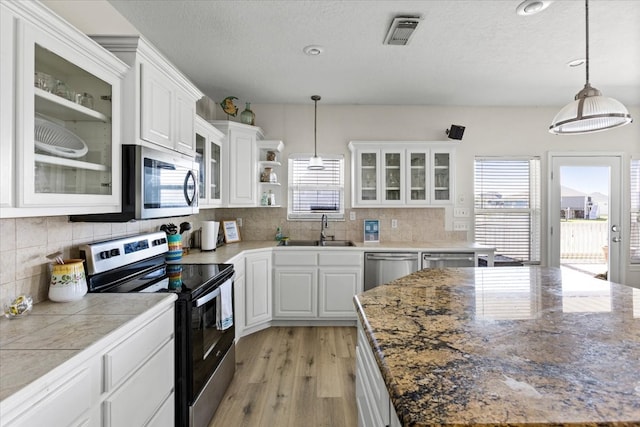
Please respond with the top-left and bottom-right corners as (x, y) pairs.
(320, 214), (329, 245)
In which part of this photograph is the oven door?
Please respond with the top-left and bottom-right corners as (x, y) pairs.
(190, 277), (235, 400)
(138, 145), (199, 219)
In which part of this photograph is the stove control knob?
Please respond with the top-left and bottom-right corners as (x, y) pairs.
(99, 251), (110, 259)
(110, 249), (120, 257)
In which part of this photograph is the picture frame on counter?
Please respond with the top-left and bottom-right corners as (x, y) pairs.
(364, 219), (380, 242)
(222, 220), (241, 243)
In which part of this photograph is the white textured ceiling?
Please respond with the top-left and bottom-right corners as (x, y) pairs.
(107, 0), (640, 106)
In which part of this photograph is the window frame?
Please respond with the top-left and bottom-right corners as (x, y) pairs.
(287, 153), (345, 221)
(630, 157), (640, 264)
(474, 156), (541, 263)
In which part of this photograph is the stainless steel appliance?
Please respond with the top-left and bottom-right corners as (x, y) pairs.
(71, 145), (199, 222)
(78, 232), (235, 427)
(422, 252), (476, 268)
(364, 252), (420, 291)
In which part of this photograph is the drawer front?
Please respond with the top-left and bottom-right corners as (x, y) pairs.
(103, 308), (174, 391)
(5, 367), (93, 427)
(319, 251), (363, 267)
(103, 338), (174, 427)
(273, 251), (317, 266)
(145, 391), (175, 427)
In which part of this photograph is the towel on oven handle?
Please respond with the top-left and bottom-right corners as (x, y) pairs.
(216, 279), (233, 330)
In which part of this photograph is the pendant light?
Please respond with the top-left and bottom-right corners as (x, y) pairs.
(308, 95), (325, 170)
(549, 0), (632, 135)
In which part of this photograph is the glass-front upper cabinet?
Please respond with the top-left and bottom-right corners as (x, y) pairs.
(406, 150), (429, 204)
(357, 150), (379, 204)
(195, 116), (224, 208)
(432, 150), (453, 204)
(382, 150), (404, 204)
(349, 141), (456, 208)
(6, 1), (128, 216)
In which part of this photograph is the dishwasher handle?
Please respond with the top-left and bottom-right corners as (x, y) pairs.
(366, 253), (419, 262)
(423, 256), (474, 262)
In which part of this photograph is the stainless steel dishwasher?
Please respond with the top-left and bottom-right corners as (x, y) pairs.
(364, 252), (420, 291)
(422, 252), (476, 268)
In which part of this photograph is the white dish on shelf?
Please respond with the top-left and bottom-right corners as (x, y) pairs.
(34, 116), (88, 158)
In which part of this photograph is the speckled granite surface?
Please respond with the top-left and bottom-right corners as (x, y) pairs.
(354, 267), (640, 426)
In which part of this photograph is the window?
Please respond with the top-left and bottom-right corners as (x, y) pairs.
(474, 157), (541, 263)
(631, 159), (640, 264)
(288, 154), (344, 220)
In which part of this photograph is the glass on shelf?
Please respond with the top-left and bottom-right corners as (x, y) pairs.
(434, 153), (450, 167)
(361, 153), (376, 167)
(411, 153), (426, 167)
(385, 152), (401, 167)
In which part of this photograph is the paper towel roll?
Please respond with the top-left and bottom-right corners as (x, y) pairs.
(201, 221), (219, 251)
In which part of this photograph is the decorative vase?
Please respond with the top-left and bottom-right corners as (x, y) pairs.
(261, 167), (273, 182)
(166, 234), (183, 261)
(48, 259), (87, 302)
(240, 102), (255, 125)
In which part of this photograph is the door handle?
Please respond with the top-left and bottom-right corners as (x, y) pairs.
(611, 225), (619, 232)
(612, 237), (622, 243)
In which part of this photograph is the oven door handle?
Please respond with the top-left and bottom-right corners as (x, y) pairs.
(193, 286), (220, 308)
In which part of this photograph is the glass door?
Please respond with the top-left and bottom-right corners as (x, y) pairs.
(19, 23), (120, 208)
(383, 150), (403, 203)
(407, 150), (428, 203)
(210, 138), (221, 202)
(432, 151), (451, 203)
(359, 151), (379, 203)
(195, 129), (206, 203)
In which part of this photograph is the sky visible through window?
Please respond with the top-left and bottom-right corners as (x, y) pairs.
(561, 167), (609, 195)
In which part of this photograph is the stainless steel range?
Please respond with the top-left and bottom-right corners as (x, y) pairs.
(79, 232), (235, 427)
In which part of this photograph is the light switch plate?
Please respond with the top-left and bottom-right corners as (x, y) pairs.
(391, 219), (398, 228)
(350, 211), (356, 221)
(236, 218), (243, 227)
(453, 220), (470, 231)
(454, 208), (470, 217)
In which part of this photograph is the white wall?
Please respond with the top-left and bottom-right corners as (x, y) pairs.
(251, 103), (639, 266)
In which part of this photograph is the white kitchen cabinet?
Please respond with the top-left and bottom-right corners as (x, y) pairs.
(229, 254), (246, 341)
(0, 1), (129, 218)
(1, 301), (175, 427)
(257, 140), (285, 207)
(244, 250), (272, 330)
(274, 267), (318, 318)
(349, 141), (456, 207)
(356, 318), (400, 427)
(318, 268), (361, 318)
(195, 116), (224, 208)
(210, 121), (264, 207)
(273, 250), (363, 320)
(91, 35), (203, 156)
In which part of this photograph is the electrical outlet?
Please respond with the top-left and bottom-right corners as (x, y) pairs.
(236, 218), (242, 227)
(391, 219), (398, 228)
(453, 220), (470, 231)
(454, 208), (470, 217)
(350, 211), (356, 221)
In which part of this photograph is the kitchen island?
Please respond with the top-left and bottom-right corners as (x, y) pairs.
(354, 267), (640, 426)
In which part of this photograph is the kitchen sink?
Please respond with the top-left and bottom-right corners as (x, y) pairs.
(278, 240), (356, 247)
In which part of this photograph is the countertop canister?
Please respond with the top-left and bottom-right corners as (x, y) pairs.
(48, 259), (87, 302)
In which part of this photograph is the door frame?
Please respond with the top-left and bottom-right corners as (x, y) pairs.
(547, 152), (625, 283)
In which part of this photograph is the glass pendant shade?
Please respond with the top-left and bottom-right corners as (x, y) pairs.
(308, 155), (324, 170)
(549, 83), (633, 134)
(549, 0), (632, 135)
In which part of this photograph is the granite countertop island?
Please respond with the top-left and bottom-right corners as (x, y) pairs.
(354, 267), (640, 426)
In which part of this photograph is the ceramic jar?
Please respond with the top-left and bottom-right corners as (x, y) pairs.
(240, 102), (255, 125)
(48, 259), (87, 302)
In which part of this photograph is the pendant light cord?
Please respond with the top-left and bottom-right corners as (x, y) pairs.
(585, 0), (590, 84)
(314, 98), (318, 157)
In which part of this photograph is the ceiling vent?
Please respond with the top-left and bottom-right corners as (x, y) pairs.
(383, 16), (422, 46)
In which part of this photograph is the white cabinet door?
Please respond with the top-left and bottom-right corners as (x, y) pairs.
(274, 268), (318, 318)
(431, 149), (454, 204)
(318, 267), (361, 318)
(406, 149), (430, 204)
(244, 251), (272, 328)
(381, 149), (404, 205)
(228, 128), (257, 206)
(140, 62), (173, 149)
(175, 89), (195, 154)
(195, 116), (224, 208)
(0, 6), (15, 210)
(355, 149), (380, 205)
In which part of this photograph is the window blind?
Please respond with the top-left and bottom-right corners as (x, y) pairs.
(631, 159), (640, 264)
(288, 155), (344, 220)
(474, 158), (541, 262)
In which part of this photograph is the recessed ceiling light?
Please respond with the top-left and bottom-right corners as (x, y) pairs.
(516, 0), (552, 16)
(567, 58), (586, 67)
(303, 45), (324, 56)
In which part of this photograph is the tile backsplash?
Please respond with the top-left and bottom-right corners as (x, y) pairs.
(0, 207), (464, 305)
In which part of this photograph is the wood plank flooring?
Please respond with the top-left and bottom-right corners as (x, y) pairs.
(208, 326), (357, 427)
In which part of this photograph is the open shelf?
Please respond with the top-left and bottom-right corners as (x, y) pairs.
(34, 153), (110, 172)
(35, 88), (110, 122)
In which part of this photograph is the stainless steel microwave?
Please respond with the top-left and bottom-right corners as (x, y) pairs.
(71, 145), (199, 222)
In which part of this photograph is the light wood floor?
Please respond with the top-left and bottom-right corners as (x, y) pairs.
(208, 326), (357, 427)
